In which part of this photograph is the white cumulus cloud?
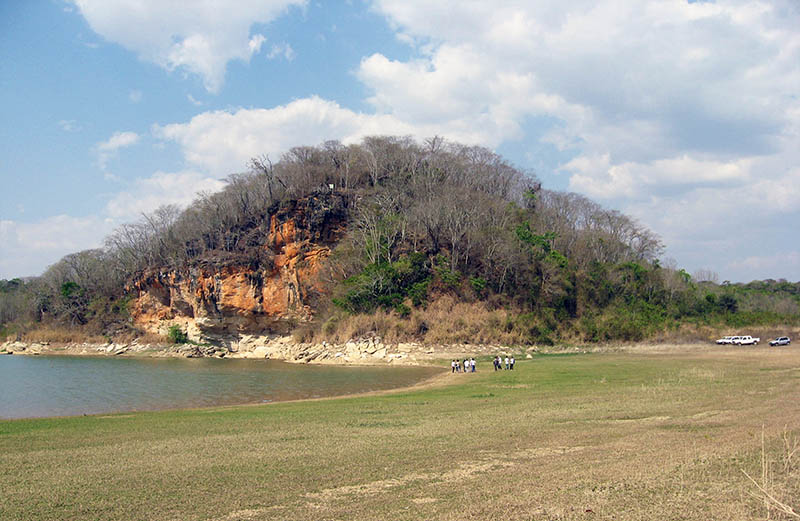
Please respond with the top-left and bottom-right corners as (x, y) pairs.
(153, 96), (448, 175)
(267, 42), (296, 61)
(105, 170), (226, 221)
(95, 131), (140, 169)
(72, 0), (306, 93)
(0, 170), (229, 278)
(0, 216), (114, 279)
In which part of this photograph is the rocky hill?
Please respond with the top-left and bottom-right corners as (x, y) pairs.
(2, 136), (798, 353)
(128, 192), (348, 346)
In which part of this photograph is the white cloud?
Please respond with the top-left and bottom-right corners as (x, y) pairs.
(95, 131), (140, 169)
(96, 131), (140, 152)
(369, 0), (798, 159)
(0, 170), (228, 278)
(619, 162), (800, 281)
(58, 120), (81, 132)
(566, 155), (754, 200)
(72, 0), (306, 93)
(249, 34), (267, 54)
(154, 96), (439, 175)
(104, 170), (226, 220)
(267, 42), (296, 61)
(0, 216), (113, 279)
(128, 89), (142, 103)
(727, 252), (800, 282)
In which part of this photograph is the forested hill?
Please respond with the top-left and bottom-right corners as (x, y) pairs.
(2, 136), (799, 345)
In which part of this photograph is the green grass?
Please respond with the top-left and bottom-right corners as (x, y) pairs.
(2, 348), (800, 520)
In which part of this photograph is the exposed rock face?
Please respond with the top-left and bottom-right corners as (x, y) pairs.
(128, 192), (348, 344)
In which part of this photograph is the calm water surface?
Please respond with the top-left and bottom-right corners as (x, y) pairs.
(0, 355), (441, 419)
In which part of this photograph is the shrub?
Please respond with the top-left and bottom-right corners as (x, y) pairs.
(322, 315), (340, 335)
(433, 255), (461, 289)
(167, 325), (188, 344)
(334, 253), (431, 313)
(470, 276), (487, 296)
(394, 303), (411, 317)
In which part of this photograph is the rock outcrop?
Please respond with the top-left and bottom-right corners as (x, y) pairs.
(128, 192), (348, 345)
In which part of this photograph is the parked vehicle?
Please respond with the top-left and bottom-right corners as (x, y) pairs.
(716, 336), (735, 344)
(769, 337), (791, 346)
(730, 336), (742, 344)
(738, 335), (760, 345)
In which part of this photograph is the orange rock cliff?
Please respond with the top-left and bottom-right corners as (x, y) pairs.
(128, 193), (349, 343)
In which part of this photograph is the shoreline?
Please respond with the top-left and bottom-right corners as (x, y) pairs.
(1, 337), (534, 366)
(1, 337), (769, 363)
(3, 340), (785, 422)
(0, 353), (450, 422)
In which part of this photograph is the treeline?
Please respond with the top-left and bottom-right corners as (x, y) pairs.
(1, 136), (798, 343)
(0, 249), (130, 339)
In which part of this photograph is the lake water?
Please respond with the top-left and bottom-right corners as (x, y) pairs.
(0, 355), (441, 419)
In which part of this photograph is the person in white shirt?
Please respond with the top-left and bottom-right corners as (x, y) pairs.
(510, 356), (515, 370)
(504, 356), (510, 370)
(470, 358), (476, 372)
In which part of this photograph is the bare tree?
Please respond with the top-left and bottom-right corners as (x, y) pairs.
(693, 268), (719, 284)
(249, 154), (285, 202)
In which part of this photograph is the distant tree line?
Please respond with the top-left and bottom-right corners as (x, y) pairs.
(1, 136), (798, 342)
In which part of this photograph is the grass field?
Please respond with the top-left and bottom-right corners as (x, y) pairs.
(2, 346), (799, 520)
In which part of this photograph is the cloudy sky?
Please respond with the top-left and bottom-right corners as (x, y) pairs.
(1, 0), (798, 282)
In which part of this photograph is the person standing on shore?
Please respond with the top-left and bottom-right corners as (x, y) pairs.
(451, 360), (457, 373)
(504, 356), (510, 370)
(470, 358), (476, 372)
(510, 356), (515, 370)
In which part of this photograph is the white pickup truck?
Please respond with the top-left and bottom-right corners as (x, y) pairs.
(737, 335), (760, 345)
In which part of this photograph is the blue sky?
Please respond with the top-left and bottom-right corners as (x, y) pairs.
(1, 0), (798, 282)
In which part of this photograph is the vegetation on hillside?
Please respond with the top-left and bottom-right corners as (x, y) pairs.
(1, 136), (798, 344)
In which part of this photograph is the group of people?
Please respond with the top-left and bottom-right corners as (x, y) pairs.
(493, 355), (515, 371)
(450, 355), (516, 373)
(451, 358), (475, 372)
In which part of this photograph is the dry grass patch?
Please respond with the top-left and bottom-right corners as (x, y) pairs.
(6, 325), (167, 345)
(17, 325), (108, 344)
(741, 428), (800, 519)
(3, 347), (800, 520)
(319, 295), (538, 345)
